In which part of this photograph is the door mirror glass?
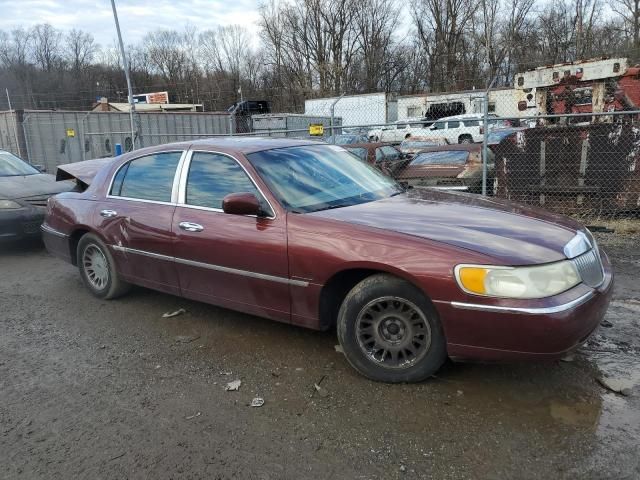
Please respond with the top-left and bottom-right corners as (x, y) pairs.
(222, 192), (262, 216)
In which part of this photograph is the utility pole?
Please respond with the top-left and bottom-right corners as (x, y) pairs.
(110, 0), (136, 150)
(5, 89), (22, 157)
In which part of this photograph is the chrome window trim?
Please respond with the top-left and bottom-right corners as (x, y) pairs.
(105, 149), (186, 205)
(451, 291), (595, 315)
(177, 149), (277, 220)
(110, 245), (308, 287)
(41, 223), (68, 238)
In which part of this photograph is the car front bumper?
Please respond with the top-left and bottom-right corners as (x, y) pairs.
(438, 250), (614, 361)
(0, 207), (45, 241)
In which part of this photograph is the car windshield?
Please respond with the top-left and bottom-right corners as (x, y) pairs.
(0, 151), (39, 176)
(410, 150), (469, 165)
(346, 147), (368, 162)
(327, 135), (364, 145)
(247, 144), (402, 213)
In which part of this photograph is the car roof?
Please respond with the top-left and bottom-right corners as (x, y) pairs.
(412, 144), (480, 153)
(437, 114), (494, 121)
(188, 136), (325, 153)
(344, 142), (397, 149)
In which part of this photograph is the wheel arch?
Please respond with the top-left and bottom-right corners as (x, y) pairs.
(318, 264), (429, 330)
(68, 226), (99, 266)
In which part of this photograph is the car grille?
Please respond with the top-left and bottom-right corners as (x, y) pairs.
(572, 249), (604, 288)
(21, 195), (50, 208)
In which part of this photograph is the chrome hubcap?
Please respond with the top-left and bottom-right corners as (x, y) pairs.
(356, 296), (431, 369)
(83, 244), (109, 290)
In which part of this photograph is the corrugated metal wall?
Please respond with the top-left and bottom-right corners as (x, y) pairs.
(19, 110), (232, 172)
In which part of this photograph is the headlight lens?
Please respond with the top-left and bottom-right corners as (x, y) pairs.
(0, 200), (22, 209)
(455, 261), (581, 299)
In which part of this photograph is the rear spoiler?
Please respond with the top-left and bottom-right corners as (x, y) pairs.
(56, 158), (115, 189)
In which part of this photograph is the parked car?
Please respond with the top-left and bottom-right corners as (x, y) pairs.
(0, 150), (74, 242)
(344, 142), (403, 168)
(326, 134), (370, 145)
(399, 136), (449, 157)
(368, 118), (433, 143)
(427, 114), (499, 144)
(42, 138), (613, 383)
(394, 144), (493, 193)
(486, 127), (527, 145)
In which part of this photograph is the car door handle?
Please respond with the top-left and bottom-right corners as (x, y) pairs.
(179, 221), (204, 232)
(100, 209), (118, 218)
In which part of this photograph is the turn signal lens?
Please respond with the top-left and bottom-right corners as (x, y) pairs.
(457, 267), (488, 295)
(455, 261), (581, 299)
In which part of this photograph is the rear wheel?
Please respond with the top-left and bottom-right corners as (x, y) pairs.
(77, 233), (130, 299)
(337, 274), (446, 383)
(458, 134), (473, 144)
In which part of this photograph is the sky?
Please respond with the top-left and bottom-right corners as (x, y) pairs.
(0, 0), (263, 46)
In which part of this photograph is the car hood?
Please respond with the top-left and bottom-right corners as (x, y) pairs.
(309, 189), (582, 265)
(0, 173), (74, 200)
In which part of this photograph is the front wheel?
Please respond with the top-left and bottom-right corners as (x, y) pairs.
(337, 274), (446, 383)
(458, 135), (473, 144)
(77, 233), (131, 299)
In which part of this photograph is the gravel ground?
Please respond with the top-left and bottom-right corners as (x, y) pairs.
(1, 234), (639, 479)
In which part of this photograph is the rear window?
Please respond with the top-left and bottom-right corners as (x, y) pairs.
(347, 147), (367, 162)
(410, 150), (469, 166)
(463, 120), (480, 127)
(380, 146), (401, 160)
(110, 152), (182, 202)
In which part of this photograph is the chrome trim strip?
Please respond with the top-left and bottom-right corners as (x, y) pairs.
(450, 291), (595, 315)
(41, 224), (68, 238)
(177, 149), (277, 220)
(104, 196), (177, 206)
(110, 245), (308, 287)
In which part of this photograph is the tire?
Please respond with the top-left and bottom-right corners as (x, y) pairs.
(405, 133), (412, 139)
(337, 274), (446, 383)
(77, 233), (131, 300)
(458, 135), (473, 144)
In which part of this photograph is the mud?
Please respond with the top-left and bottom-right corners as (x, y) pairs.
(1, 234), (639, 479)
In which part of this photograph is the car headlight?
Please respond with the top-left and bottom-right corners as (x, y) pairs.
(0, 200), (22, 209)
(455, 261), (581, 299)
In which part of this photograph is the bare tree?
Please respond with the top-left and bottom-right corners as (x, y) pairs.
(611, 0), (640, 58)
(31, 24), (62, 72)
(65, 29), (98, 73)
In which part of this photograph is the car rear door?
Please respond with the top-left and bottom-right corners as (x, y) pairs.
(171, 150), (290, 322)
(97, 150), (185, 295)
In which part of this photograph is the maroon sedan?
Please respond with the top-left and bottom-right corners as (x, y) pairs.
(42, 138), (613, 383)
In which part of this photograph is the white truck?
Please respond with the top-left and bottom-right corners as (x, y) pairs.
(371, 114), (500, 144)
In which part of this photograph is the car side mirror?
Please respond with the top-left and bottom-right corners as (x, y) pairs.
(222, 192), (263, 216)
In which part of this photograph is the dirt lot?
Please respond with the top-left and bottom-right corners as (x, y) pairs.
(1, 234), (639, 479)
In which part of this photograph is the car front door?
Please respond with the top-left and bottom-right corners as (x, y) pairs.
(171, 150), (290, 322)
(97, 150), (185, 295)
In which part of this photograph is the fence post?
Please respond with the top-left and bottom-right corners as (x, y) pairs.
(330, 93), (346, 143)
(482, 92), (489, 196)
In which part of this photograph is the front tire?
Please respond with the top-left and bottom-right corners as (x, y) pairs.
(458, 135), (473, 144)
(337, 274), (446, 383)
(77, 233), (130, 299)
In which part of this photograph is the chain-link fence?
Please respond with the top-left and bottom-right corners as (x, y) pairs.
(1, 71), (640, 221)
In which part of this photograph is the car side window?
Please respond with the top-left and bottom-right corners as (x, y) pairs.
(432, 121), (445, 130)
(396, 124), (407, 130)
(110, 151), (182, 202)
(447, 121), (460, 129)
(464, 120), (480, 127)
(186, 152), (259, 210)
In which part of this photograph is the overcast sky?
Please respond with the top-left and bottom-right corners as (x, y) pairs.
(0, 0), (262, 46)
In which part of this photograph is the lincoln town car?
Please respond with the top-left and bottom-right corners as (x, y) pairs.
(42, 138), (613, 383)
